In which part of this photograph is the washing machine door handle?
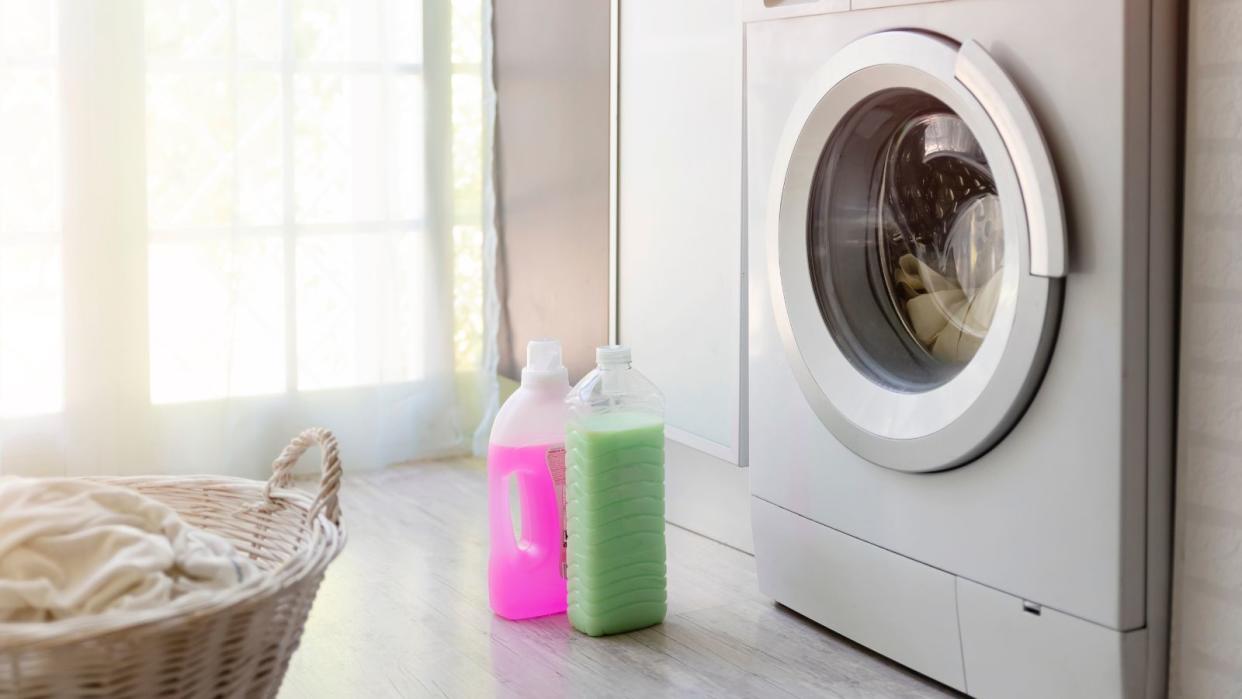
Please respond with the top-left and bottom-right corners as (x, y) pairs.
(955, 40), (1067, 279)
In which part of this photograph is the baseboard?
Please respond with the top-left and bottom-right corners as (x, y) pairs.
(664, 438), (754, 553)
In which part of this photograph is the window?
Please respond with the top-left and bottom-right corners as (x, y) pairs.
(0, 0), (493, 476)
(144, 1), (431, 401)
(0, 0), (61, 418)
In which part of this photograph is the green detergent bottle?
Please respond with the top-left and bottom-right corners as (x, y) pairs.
(565, 345), (666, 636)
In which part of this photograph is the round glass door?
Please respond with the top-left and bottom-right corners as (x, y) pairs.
(767, 31), (1065, 472)
(808, 90), (1005, 393)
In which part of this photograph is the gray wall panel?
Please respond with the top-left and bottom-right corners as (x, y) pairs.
(493, 1), (611, 382)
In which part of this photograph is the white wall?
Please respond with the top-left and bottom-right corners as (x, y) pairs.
(618, 0), (744, 463)
(617, 0), (753, 552)
(1170, 1), (1242, 695)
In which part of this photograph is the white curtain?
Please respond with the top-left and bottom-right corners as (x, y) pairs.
(0, 0), (497, 478)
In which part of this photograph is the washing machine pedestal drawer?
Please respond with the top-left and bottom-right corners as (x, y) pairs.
(751, 497), (967, 691)
(752, 497), (1148, 697)
(956, 578), (1146, 698)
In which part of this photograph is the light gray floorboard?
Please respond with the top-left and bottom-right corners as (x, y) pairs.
(281, 460), (958, 698)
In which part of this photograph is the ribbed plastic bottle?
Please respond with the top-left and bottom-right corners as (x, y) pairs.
(487, 339), (571, 620)
(565, 345), (667, 636)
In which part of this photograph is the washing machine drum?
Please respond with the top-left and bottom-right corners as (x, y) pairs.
(769, 31), (1066, 472)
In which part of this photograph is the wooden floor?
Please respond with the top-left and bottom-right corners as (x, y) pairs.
(281, 460), (958, 698)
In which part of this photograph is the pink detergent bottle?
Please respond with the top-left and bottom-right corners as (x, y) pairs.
(487, 339), (570, 619)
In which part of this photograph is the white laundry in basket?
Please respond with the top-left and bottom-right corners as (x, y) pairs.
(0, 477), (258, 622)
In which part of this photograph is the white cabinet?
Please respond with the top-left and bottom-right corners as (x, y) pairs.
(617, 0), (745, 466)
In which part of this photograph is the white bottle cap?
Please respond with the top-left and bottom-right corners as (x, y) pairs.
(596, 344), (631, 366)
(522, 338), (569, 386)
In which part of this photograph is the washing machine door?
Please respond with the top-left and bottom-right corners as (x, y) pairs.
(768, 30), (1065, 472)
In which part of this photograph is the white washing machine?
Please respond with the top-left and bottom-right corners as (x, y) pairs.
(746, 1), (1178, 697)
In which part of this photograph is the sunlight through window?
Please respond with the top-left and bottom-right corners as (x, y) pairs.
(0, 0), (486, 414)
(144, 0), (471, 403)
(0, 0), (62, 417)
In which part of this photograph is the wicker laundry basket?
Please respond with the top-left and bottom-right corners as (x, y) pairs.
(0, 428), (347, 699)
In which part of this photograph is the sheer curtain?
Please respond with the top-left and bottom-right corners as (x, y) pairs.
(0, 0), (497, 478)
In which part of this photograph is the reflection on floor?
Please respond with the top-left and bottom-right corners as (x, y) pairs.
(282, 459), (957, 698)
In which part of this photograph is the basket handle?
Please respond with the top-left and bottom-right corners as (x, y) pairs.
(265, 427), (343, 525)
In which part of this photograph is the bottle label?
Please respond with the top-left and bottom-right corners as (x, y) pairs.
(546, 446), (567, 579)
